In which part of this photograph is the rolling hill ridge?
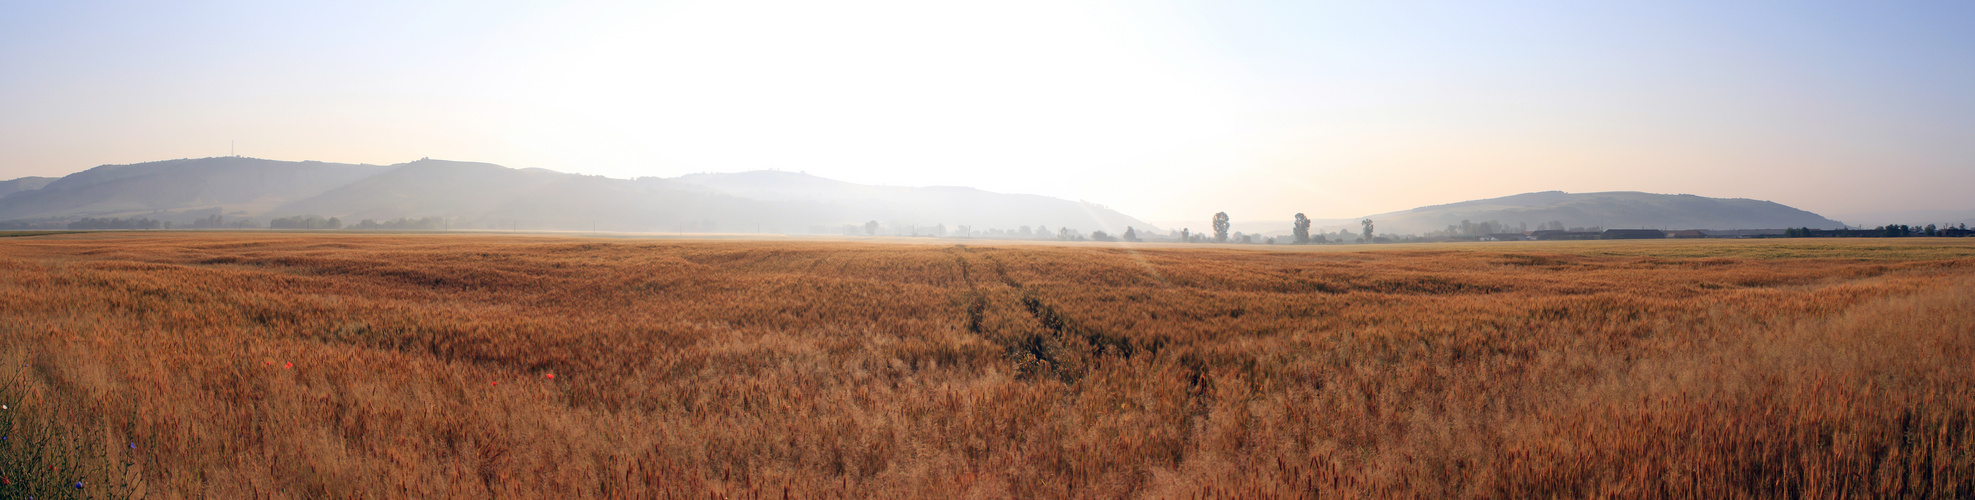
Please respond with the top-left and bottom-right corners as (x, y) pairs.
(0, 157), (1156, 234)
(1204, 191), (1848, 237)
(0, 157), (1859, 236)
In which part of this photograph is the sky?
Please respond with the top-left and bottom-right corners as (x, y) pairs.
(3, 0), (1972, 222)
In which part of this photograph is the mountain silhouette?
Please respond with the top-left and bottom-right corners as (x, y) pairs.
(671, 170), (1152, 233)
(1207, 191), (1848, 236)
(1369, 191), (1846, 233)
(0, 176), (55, 199)
(1, 158), (1851, 236)
(0, 157), (1156, 234)
(0, 157), (386, 220)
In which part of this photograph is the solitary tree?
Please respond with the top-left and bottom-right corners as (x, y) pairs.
(1123, 227), (1140, 242)
(1361, 219), (1375, 243)
(1212, 212), (1230, 242)
(864, 220), (879, 236)
(1292, 213), (1311, 244)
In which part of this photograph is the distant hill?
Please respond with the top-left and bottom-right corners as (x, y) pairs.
(672, 170), (1156, 233)
(270, 159), (767, 232)
(1357, 191), (1845, 235)
(0, 157), (387, 220)
(1828, 209), (1975, 229)
(0, 176), (55, 199)
(1183, 191), (1848, 237)
(3, 158), (1844, 236)
(0, 157), (1157, 234)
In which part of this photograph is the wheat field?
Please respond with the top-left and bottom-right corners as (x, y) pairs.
(0, 232), (1970, 498)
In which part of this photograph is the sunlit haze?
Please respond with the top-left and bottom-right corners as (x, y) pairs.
(4, 1), (1972, 221)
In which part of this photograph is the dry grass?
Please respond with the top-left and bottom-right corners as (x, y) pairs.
(0, 232), (1971, 498)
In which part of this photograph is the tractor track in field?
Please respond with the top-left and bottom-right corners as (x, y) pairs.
(948, 245), (1139, 380)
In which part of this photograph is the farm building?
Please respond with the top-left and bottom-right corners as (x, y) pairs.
(1529, 230), (1600, 241)
(1601, 229), (1667, 240)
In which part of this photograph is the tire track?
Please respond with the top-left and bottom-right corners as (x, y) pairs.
(949, 245), (1139, 381)
(945, 246), (988, 335)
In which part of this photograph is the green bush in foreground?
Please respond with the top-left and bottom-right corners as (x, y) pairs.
(0, 364), (144, 499)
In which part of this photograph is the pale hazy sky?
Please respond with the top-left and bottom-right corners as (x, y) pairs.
(3, 1), (1971, 221)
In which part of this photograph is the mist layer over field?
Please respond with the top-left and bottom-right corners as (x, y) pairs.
(1, 234), (1971, 497)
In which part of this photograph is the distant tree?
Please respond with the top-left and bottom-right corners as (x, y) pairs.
(349, 217), (446, 231)
(1020, 226), (1033, 237)
(1122, 227), (1140, 242)
(191, 214), (225, 229)
(67, 217), (162, 230)
(1035, 225), (1049, 239)
(1292, 213), (1311, 244)
(1180, 228), (1190, 243)
(1058, 227), (1072, 240)
(269, 216), (341, 230)
(1212, 212), (1230, 242)
(864, 220), (879, 236)
(1361, 219), (1375, 243)
(1091, 230), (1114, 242)
(1925, 224), (1938, 236)
(0, 220), (52, 230)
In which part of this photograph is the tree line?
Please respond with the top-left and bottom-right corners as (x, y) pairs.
(67, 217), (165, 230)
(1785, 224), (1970, 238)
(1153, 212), (1382, 244)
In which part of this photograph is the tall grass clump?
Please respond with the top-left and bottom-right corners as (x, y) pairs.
(0, 355), (145, 499)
